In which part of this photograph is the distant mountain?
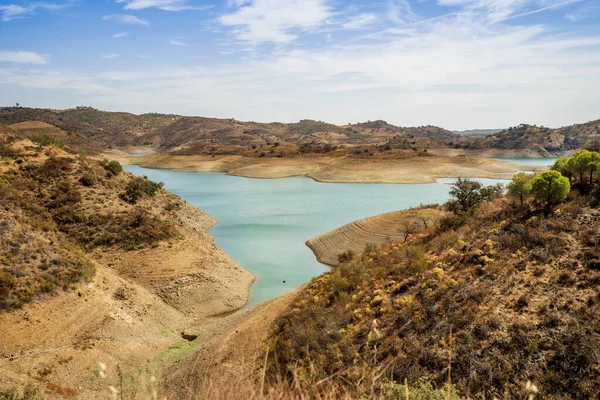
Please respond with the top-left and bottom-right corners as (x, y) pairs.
(0, 107), (597, 157)
(454, 129), (503, 136)
(0, 108), (459, 153)
(462, 121), (600, 156)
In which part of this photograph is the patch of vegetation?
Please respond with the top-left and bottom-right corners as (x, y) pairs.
(446, 178), (503, 215)
(288, 120), (345, 135)
(101, 159), (123, 177)
(79, 172), (96, 187)
(70, 210), (178, 250)
(0, 147), (178, 310)
(33, 134), (65, 148)
(121, 176), (164, 204)
(0, 386), (38, 400)
(268, 168), (600, 398)
(0, 137), (22, 159)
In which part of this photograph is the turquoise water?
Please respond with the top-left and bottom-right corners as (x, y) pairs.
(124, 166), (501, 305)
(492, 157), (557, 167)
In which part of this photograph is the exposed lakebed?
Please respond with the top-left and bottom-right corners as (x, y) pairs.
(125, 166), (507, 306)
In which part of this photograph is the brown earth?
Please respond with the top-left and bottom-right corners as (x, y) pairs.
(113, 152), (528, 184)
(160, 289), (301, 399)
(0, 204), (254, 399)
(0, 137), (254, 398)
(307, 208), (447, 266)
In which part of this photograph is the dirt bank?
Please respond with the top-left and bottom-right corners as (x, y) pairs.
(306, 208), (447, 266)
(0, 194), (254, 399)
(160, 289), (300, 399)
(107, 152), (529, 184)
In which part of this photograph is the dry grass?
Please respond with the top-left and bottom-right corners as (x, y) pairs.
(0, 139), (180, 310)
(268, 194), (600, 399)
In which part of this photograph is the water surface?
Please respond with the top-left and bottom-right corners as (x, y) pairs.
(125, 166), (503, 305)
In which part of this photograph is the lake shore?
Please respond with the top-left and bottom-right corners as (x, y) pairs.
(306, 208), (448, 266)
(104, 151), (535, 184)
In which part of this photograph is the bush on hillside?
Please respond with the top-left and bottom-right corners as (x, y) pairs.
(33, 135), (65, 148)
(446, 178), (503, 215)
(101, 159), (122, 177)
(120, 176), (164, 204)
(79, 172), (96, 187)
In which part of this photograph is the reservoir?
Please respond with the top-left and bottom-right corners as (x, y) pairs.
(125, 166), (501, 305)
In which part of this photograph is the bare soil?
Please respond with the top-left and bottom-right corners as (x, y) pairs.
(110, 152), (528, 184)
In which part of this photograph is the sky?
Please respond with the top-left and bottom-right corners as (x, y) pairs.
(0, 0), (599, 130)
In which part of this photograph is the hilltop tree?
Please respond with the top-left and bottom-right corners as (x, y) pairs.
(446, 178), (503, 215)
(552, 156), (573, 183)
(507, 172), (532, 206)
(587, 151), (600, 185)
(568, 151), (587, 184)
(530, 170), (570, 208)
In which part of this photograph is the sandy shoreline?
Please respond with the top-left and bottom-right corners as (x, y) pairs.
(104, 151), (536, 184)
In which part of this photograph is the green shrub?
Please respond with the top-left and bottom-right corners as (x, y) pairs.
(507, 172), (532, 206)
(79, 172), (96, 187)
(120, 177), (164, 204)
(101, 160), (123, 177)
(337, 250), (355, 264)
(33, 135), (64, 148)
(0, 386), (38, 400)
(383, 378), (464, 400)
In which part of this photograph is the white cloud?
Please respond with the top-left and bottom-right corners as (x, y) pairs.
(2, 0), (599, 129)
(102, 53), (120, 59)
(0, 2), (72, 21)
(435, 0), (583, 23)
(112, 32), (129, 38)
(0, 5), (34, 21)
(220, 0), (333, 44)
(341, 14), (378, 30)
(0, 68), (110, 93)
(565, 1), (600, 21)
(0, 50), (48, 64)
(102, 14), (149, 26)
(168, 39), (187, 46)
(115, 0), (213, 11)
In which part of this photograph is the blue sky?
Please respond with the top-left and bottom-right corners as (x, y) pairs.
(0, 0), (599, 129)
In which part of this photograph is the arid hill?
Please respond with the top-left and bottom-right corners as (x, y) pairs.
(267, 193), (600, 399)
(0, 129), (253, 398)
(0, 107), (464, 155)
(2, 107), (597, 159)
(464, 121), (600, 156)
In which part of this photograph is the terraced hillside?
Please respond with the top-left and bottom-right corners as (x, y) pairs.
(307, 208), (447, 266)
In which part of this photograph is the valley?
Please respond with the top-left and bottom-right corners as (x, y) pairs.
(1, 108), (599, 399)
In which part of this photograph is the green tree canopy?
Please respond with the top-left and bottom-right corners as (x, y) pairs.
(530, 170), (570, 207)
(507, 172), (532, 206)
(552, 156), (573, 182)
(568, 150), (588, 184)
(446, 178), (503, 215)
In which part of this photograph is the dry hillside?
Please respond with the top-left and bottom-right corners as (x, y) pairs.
(268, 194), (600, 399)
(0, 129), (254, 398)
(465, 121), (600, 156)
